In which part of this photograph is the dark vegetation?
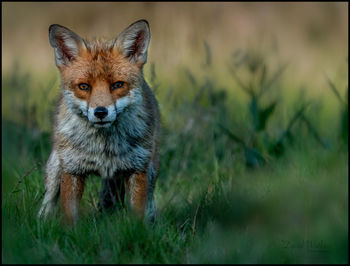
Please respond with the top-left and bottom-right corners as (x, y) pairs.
(2, 44), (348, 263)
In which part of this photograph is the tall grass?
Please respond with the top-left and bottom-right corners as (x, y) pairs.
(2, 43), (348, 263)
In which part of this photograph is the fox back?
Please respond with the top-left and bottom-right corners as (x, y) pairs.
(38, 20), (160, 224)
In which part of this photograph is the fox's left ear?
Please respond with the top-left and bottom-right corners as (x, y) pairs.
(114, 20), (150, 68)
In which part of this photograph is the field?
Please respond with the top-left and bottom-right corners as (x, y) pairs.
(2, 2), (348, 263)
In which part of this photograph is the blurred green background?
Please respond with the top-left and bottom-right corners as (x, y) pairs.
(2, 2), (348, 263)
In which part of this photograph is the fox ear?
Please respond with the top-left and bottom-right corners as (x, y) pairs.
(114, 20), (150, 68)
(49, 24), (86, 67)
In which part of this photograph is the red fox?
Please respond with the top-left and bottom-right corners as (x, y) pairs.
(38, 20), (160, 224)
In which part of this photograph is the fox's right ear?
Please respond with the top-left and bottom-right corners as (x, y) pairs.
(49, 24), (87, 67)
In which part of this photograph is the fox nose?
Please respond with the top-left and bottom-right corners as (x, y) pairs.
(94, 107), (108, 119)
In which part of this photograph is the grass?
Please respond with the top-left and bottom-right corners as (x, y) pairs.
(1, 45), (348, 263)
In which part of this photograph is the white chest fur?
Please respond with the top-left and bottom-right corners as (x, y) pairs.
(56, 101), (151, 178)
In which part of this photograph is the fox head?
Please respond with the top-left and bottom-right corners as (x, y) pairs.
(49, 20), (150, 128)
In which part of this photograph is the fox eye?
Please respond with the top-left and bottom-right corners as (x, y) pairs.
(111, 81), (124, 90)
(78, 83), (90, 91)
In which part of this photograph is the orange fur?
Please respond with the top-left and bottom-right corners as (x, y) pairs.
(60, 46), (140, 108)
(60, 172), (85, 224)
(127, 172), (148, 218)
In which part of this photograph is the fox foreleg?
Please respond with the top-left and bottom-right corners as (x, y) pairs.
(127, 163), (156, 221)
(38, 150), (61, 219)
(60, 172), (86, 225)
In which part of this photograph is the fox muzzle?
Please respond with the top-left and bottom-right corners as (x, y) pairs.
(94, 106), (108, 119)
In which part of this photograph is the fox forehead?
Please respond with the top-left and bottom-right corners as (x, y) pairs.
(60, 40), (141, 86)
